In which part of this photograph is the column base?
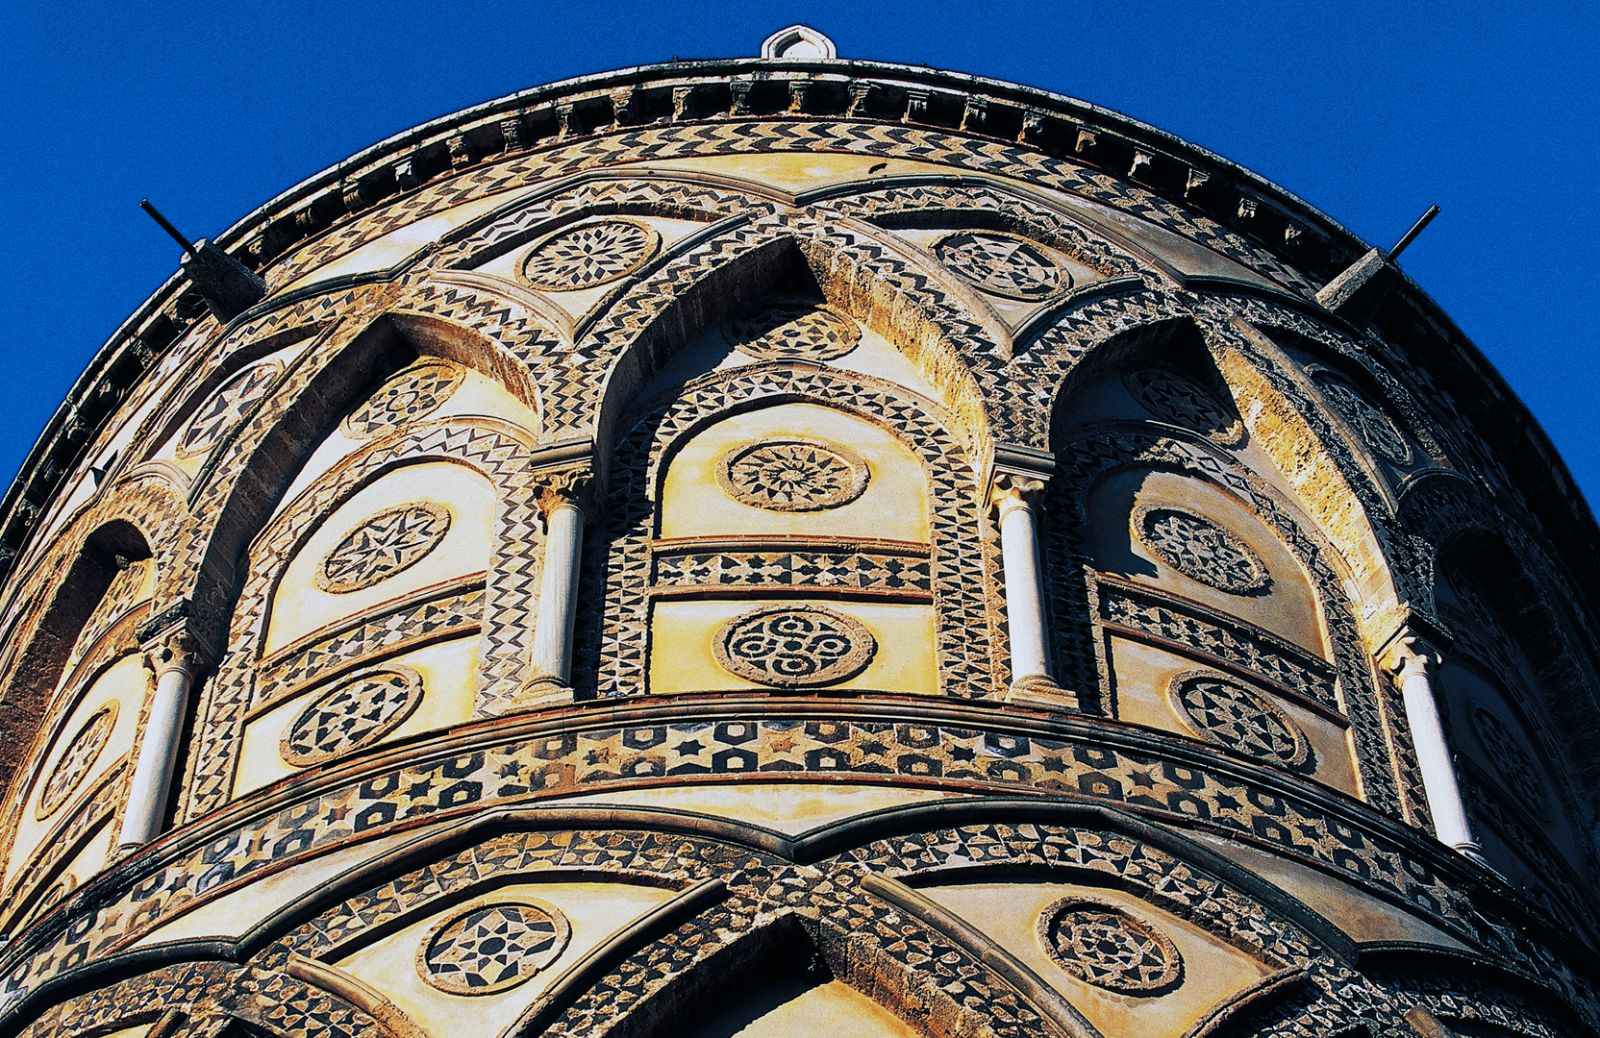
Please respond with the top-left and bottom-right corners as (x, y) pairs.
(1007, 675), (1078, 711)
(1451, 840), (1491, 868)
(524, 677), (574, 703)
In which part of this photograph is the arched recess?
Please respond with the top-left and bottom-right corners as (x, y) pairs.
(574, 219), (1001, 475)
(0, 480), (187, 937)
(154, 294), (552, 665)
(1399, 474), (1600, 867)
(1043, 324), (1408, 815)
(182, 411), (549, 819)
(170, 308), (551, 822)
(584, 362), (999, 700)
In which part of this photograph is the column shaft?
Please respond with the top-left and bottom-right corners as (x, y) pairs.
(530, 499), (584, 692)
(117, 660), (192, 850)
(1394, 647), (1482, 856)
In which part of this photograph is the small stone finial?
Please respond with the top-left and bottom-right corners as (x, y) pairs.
(761, 24), (838, 61)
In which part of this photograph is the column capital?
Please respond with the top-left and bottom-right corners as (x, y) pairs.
(987, 441), (1054, 515)
(534, 464), (598, 519)
(141, 624), (210, 680)
(990, 472), (1048, 516)
(1378, 626), (1443, 682)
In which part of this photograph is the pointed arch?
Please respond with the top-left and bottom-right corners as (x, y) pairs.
(583, 361), (1000, 700)
(567, 215), (1004, 471)
(181, 417), (548, 820)
(1043, 424), (1409, 818)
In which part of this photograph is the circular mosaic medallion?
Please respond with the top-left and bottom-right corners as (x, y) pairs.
(713, 606), (877, 688)
(1124, 368), (1242, 444)
(933, 230), (1066, 301)
(1471, 708), (1550, 820)
(716, 438), (870, 512)
(1315, 374), (1411, 466)
(723, 303), (861, 362)
(36, 703), (118, 819)
(177, 361), (284, 459)
(317, 502), (452, 594)
(1038, 896), (1183, 994)
(280, 667), (424, 767)
(1168, 671), (1311, 770)
(519, 218), (660, 291)
(343, 361), (464, 439)
(1134, 506), (1271, 595)
(418, 900), (571, 995)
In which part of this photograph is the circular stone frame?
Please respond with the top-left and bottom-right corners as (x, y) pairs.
(279, 666), (426, 768)
(416, 898), (572, 996)
(714, 438), (871, 512)
(931, 229), (1069, 301)
(1132, 504), (1272, 596)
(518, 216), (661, 292)
(315, 501), (454, 595)
(1165, 670), (1312, 772)
(712, 605), (878, 689)
(36, 701), (119, 820)
(1036, 895), (1184, 995)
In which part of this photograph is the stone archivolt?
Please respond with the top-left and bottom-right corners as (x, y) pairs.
(0, 40), (1596, 1038)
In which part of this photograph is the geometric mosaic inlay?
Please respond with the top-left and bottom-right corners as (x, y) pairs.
(520, 218), (660, 292)
(317, 502), (452, 594)
(933, 229), (1065, 300)
(1168, 671), (1311, 771)
(36, 703), (117, 819)
(1471, 707), (1549, 820)
(712, 605), (877, 688)
(716, 438), (870, 512)
(1315, 373), (1411, 466)
(1124, 367), (1240, 444)
(342, 361), (464, 439)
(1135, 506), (1270, 595)
(724, 302), (861, 361)
(280, 667), (424, 767)
(1038, 896), (1184, 994)
(176, 361), (284, 459)
(418, 900), (571, 995)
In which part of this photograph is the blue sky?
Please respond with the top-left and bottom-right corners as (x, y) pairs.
(2, 2), (1596, 507)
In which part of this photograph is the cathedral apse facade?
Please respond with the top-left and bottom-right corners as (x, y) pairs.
(0, 26), (1596, 1037)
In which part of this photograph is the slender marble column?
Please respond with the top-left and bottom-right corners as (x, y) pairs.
(1387, 634), (1484, 858)
(118, 631), (200, 851)
(528, 477), (589, 697)
(992, 474), (1066, 702)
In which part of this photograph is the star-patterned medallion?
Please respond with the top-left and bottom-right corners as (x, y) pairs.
(933, 230), (1066, 300)
(418, 900), (571, 995)
(317, 502), (452, 594)
(520, 218), (660, 291)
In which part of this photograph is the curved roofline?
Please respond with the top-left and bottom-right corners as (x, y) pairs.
(3, 53), (1595, 614)
(203, 56), (1367, 264)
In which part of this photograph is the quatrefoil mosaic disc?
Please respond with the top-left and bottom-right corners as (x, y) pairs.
(1168, 671), (1311, 771)
(519, 218), (660, 291)
(280, 667), (424, 767)
(317, 502), (452, 594)
(36, 703), (117, 819)
(713, 606), (877, 688)
(716, 438), (871, 512)
(723, 303), (861, 362)
(1134, 506), (1270, 595)
(418, 900), (571, 995)
(1038, 896), (1183, 994)
(933, 230), (1066, 300)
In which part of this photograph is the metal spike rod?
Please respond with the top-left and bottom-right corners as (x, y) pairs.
(139, 199), (198, 257)
(1387, 204), (1440, 261)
